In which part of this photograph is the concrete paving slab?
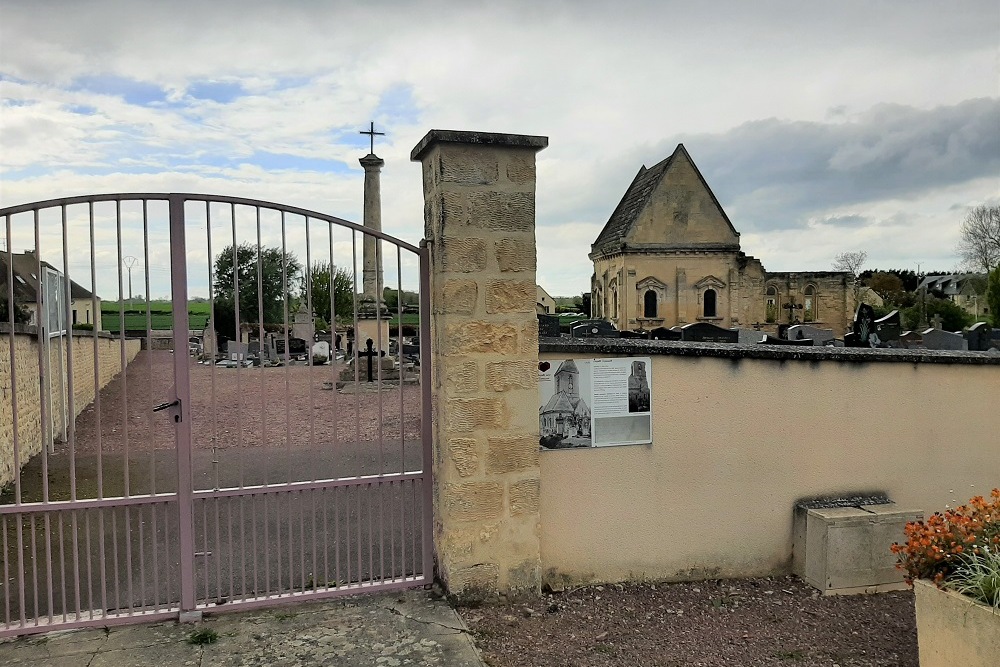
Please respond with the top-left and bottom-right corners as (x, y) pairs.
(0, 590), (484, 667)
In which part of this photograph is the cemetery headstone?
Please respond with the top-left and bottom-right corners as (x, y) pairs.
(570, 320), (619, 338)
(787, 325), (835, 346)
(736, 328), (763, 345)
(777, 324), (790, 340)
(964, 321), (992, 352)
(873, 310), (902, 347)
(618, 330), (647, 339)
(680, 322), (738, 343)
(650, 326), (681, 341)
(921, 328), (966, 351)
(760, 335), (813, 346)
(930, 314), (944, 330)
(899, 331), (924, 349)
(845, 303), (876, 348)
(538, 313), (561, 338)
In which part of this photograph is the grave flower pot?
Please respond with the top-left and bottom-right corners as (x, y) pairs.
(913, 578), (1000, 667)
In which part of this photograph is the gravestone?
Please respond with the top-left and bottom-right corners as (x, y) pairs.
(538, 313), (561, 338)
(930, 314), (944, 330)
(649, 326), (681, 341)
(736, 328), (763, 345)
(570, 320), (619, 338)
(964, 321), (992, 352)
(873, 310), (902, 347)
(311, 340), (331, 364)
(618, 330), (647, 339)
(777, 324), (790, 340)
(760, 335), (813, 346)
(226, 341), (249, 361)
(679, 322), (738, 343)
(921, 328), (966, 351)
(787, 325), (835, 346)
(899, 331), (924, 349)
(844, 303), (876, 348)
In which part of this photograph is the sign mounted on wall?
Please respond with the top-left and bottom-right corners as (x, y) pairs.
(538, 357), (653, 450)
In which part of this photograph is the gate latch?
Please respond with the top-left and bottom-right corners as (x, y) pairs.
(153, 399), (182, 422)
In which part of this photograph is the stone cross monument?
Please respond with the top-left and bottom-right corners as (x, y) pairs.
(357, 121), (390, 351)
(360, 151), (385, 305)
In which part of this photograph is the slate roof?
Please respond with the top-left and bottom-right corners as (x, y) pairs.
(0, 251), (96, 302)
(590, 144), (739, 258)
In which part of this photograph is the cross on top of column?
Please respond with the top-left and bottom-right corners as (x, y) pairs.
(360, 121), (385, 154)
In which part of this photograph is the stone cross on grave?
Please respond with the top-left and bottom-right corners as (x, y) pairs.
(358, 337), (385, 382)
(930, 314), (943, 330)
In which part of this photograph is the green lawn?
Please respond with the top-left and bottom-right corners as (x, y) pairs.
(101, 300), (210, 333)
(100, 300), (419, 332)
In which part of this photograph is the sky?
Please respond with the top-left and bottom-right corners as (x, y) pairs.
(1, 0), (998, 299)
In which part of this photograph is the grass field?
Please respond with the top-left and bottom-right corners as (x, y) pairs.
(100, 300), (419, 332)
(101, 300), (210, 333)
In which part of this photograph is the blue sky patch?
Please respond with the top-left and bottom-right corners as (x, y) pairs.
(71, 75), (167, 106)
(187, 80), (245, 104)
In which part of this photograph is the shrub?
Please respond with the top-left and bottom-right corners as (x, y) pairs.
(891, 489), (1000, 592)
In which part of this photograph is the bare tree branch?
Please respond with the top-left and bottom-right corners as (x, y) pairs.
(957, 204), (1000, 273)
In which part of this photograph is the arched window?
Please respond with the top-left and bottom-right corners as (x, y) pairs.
(612, 288), (618, 319)
(804, 285), (816, 322)
(703, 289), (717, 318)
(765, 285), (778, 322)
(643, 290), (657, 318)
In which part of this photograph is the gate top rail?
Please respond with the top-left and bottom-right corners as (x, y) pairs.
(0, 193), (421, 254)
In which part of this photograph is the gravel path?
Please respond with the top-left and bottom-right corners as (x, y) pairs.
(70, 349), (423, 456)
(462, 576), (917, 667)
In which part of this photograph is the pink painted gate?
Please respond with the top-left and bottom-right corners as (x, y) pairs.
(0, 194), (433, 636)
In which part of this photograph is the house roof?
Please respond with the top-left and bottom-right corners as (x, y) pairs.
(591, 144), (739, 257)
(0, 251), (97, 302)
(917, 273), (984, 296)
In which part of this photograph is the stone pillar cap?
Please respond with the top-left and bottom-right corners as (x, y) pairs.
(410, 129), (549, 162)
(359, 153), (385, 168)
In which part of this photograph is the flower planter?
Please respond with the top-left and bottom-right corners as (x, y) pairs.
(913, 578), (1000, 667)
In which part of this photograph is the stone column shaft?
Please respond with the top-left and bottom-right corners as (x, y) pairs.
(360, 154), (385, 302)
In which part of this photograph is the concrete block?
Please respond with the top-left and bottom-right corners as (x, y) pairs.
(794, 503), (921, 595)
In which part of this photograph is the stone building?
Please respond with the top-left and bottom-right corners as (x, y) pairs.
(590, 144), (856, 336)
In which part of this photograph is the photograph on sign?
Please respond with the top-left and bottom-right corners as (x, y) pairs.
(539, 357), (652, 449)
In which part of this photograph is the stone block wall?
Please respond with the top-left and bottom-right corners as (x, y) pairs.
(412, 130), (548, 598)
(0, 326), (140, 487)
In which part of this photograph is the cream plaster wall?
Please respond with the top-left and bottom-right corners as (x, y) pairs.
(539, 350), (999, 586)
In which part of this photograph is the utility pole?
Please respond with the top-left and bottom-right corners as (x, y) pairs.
(123, 256), (138, 308)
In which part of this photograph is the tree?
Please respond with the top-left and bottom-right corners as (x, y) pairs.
(833, 250), (868, 308)
(903, 296), (973, 331)
(988, 266), (1000, 327)
(0, 292), (31, 324)
(957, 204), (1000, 273)
(309, 262), (354, 325)
(213, 243), (302, 327)
(865, 271), (905, 305)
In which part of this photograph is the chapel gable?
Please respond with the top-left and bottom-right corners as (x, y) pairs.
(591, 144), (741, 259)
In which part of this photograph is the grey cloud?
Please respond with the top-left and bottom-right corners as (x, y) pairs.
(648, 98), (1000, 231)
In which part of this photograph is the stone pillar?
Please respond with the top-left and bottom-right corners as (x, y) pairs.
(412, 130), (547, 600)
(360, 153), (385, 302)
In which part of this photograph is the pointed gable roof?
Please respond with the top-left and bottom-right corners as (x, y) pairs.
(590, 144), (740, 258)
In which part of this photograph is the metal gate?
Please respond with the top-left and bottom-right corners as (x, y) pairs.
(0, 194), (433, 636)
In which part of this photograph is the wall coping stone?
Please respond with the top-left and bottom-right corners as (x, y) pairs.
(540, 337), (1000, 366)
(0, 322), (131, 341)
(410, 129), (549, 162)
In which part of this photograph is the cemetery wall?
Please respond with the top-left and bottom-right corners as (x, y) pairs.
(0, 325), (140, 487)
(537, 341), (999, 587)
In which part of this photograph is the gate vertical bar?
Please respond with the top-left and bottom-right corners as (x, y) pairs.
(168, 195), (196, 613)
(418, 242), (433, 579)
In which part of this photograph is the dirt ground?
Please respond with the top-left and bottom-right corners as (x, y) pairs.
(462, 576), (917, 667)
